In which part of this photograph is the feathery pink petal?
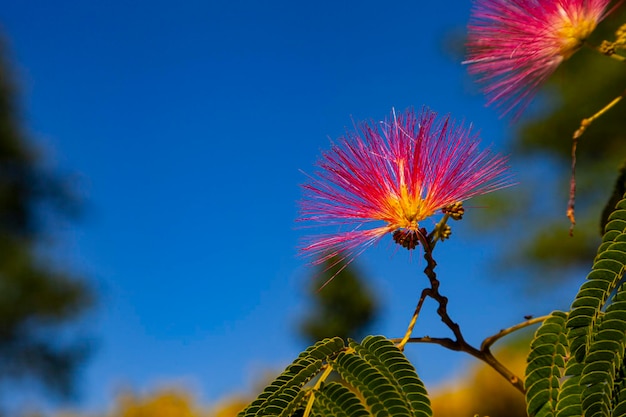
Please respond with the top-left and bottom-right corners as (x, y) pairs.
(298, 108), (513, 265)
(465, 0), (612, 117)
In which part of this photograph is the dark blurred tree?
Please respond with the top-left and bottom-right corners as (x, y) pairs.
(468, 5), (626, 286)
(0, 38), (92, 401)
(299, 256), (379, 343)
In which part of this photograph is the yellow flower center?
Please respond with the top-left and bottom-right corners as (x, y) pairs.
(554, 8), (598, 59)
(385, 184), (432, 230)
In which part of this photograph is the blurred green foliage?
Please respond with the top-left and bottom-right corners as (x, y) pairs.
(298, 256), (379, 343)
(470, 5), (626, 285)
(0, 38), (92, 400)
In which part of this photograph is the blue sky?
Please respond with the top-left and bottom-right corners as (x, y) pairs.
(0, 1), (582, 413)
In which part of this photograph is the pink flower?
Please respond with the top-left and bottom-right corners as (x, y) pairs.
(298, 108), (512, 266)
(465, 0), (612, 117)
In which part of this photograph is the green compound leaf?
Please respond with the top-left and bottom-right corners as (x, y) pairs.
(613, 361), (626, 417)
(525, 311), (569, 417)
(555, 358), (583, 417)
(311, 382), (369, 417)
(331, 350), (406, 417)
(238, 337), (345, 417)
(601, 162), (626, 236)
(551, 193), (626, 417)
(331, 336), (432, 417)
(579, 283), (626, 417)
(239, 336), (431, 417)
(567, 196), (626, 362)
(351, 336), (431, 417)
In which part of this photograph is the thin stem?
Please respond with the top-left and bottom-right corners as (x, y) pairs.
(398, 214), (455, 351)
(390, 335), (525, 392)
(397, 289), (429, 351)
(481, 315), (549, 351)
(391, 316), (548, 395)
(394, 226), (536, 394)
(567, 131), (578, 235)
(569, 89), (625, 233)
(417, 231), (466, 344)
(302, 364), (334, 417)
(573, 91), (625, 139)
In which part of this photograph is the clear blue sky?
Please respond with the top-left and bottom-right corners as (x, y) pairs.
(0, 1), (580, 413)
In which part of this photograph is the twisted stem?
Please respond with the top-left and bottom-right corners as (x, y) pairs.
(395, 219), (546, 394)
(397, 216), (454, 350)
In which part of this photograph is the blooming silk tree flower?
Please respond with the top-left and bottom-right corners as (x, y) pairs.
(298, 108), (513, 269)
(465, 0), (613, 118)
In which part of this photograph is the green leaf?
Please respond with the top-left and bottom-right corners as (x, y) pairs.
(580, 283), (626, 416)
(555, 358), (582, 417)
(525, 311), (569, 417)
(567, 195), (626, 362)
(332, 350), (403, 417)
(556, 193), (626, 417)
(331, 337), (431, 417)
(353, 336), (431, 417)
(311, 382), (369, 417)
(612, 361), (626, 417)
(601, 162), (626, 235)
(239, 337), (345, 417)
(239, 336), (431, 417)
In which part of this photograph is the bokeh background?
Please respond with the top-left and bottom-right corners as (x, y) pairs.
(1, 1), (625, 416)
